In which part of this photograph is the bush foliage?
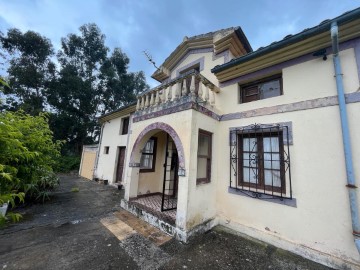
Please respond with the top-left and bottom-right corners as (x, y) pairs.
(54, 155), (81, 173)
(0, 110), (62, 227)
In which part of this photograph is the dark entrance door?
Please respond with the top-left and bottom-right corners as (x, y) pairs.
(115, 147), (126, 183)
(161, 134), (178, 211)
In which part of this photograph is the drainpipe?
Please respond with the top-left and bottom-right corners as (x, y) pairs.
(331, 22), (360, 253)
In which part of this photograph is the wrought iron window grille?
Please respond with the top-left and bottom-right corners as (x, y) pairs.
(229, 123), (292, 200)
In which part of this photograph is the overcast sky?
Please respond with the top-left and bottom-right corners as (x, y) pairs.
(0, 0), (359, 87)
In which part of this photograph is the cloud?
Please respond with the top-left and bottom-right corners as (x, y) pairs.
(0, 0), (359, 89)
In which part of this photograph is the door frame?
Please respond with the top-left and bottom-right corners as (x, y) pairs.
(115, 146), (126, 183)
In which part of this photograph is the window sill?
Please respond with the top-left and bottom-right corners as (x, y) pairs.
(197, 178), (210, 185)
(139, 169), (155, 173)
(228, 187), (296, 207)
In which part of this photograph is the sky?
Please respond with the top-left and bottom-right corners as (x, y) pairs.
(0, 0), (359, 88)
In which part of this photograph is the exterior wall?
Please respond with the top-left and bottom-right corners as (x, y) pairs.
(210, 45), (360, 268)
(121, 38), (360, 268)
(137, 132), (167, 195)
(123, 110), (194, 232)
(169, 51), (227, 86)
(185, 110), (219, 229)
(95, 115), (130, 184)
(217, 48), (359, 114)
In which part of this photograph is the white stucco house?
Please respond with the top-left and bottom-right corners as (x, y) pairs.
(89, 8), (360, 269)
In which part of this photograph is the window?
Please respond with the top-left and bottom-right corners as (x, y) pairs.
(104, 146), (109, 154)
(229, 124), (292, 199)
(121, 117), (129, 135)
(240, 75), (282, 103)
(197, 130), (212, 184)
(140, 137), (157, 172)
(239, 133), (285, 193)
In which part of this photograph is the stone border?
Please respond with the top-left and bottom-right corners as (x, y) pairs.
(129, 122), (186, 170)
(221, 92), (360, 121)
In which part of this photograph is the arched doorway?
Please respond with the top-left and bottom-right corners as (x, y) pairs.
(127, 122), (185, 224)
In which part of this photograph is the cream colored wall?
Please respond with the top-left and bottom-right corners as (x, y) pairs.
(170, 51), (225, 86)
(95, 116), (129, 183)
(123, 110), (194, 230)
(185, 110), (219, 229)
(211, 46), (360, 266)
(216, 48), (359, 114)
(215, 103), (360, 266)
(137, 132), (167, 195)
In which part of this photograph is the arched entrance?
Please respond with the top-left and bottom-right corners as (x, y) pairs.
(126, 122), (185, 224)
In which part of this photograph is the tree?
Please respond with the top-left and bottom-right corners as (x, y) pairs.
(0, 29), (55, 115)
(48, 24), (148, 154)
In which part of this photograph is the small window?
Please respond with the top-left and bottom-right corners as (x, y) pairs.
(121, 117), (129, 135)
(104, 146), (109, 154)
(240, 75), (282, 103)
(140, 137), (157, 172)
(197, 130), (212, 184)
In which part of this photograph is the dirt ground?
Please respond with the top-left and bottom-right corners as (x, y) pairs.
(0, 175), (332, 270)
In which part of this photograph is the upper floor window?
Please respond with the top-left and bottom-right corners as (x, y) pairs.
(240, 75), (282, 103)
(121, 117), (129, 135)
(140, 137), (157, 172)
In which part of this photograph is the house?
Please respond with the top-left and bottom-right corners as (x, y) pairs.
(92, 8), (360, 269)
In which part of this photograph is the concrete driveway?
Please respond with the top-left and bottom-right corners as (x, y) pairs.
(0, 175), (332, 270)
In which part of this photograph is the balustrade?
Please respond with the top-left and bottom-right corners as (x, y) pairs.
(136, 71), (219, 111)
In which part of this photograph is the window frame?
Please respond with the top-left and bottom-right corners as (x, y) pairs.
(139, 137), (157, 173)
(237, 131), (286, 193)
(121, 117), (130, 135)
(196, 129), (212, 185)
(239, 74), (283, 104)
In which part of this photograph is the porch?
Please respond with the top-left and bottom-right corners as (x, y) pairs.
(129, 193), (177, 225)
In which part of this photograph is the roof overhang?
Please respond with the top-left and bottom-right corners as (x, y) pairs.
(152, 27), (252, 82)
(98, 104), (136, 124)
(211, 8), (360, 83)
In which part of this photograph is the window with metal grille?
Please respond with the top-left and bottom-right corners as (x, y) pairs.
(229, 124), (292, 200)
(140, 137), (157, 172)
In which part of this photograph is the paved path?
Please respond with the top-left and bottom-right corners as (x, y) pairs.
(0, 175), (332, 270)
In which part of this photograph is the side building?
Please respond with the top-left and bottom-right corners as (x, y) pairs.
(94, 103), (136, 185)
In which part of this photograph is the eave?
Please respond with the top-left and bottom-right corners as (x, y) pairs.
(152, 27), (252, 83)
(98, 104), (136, 124)
(212, 7), (360, 83)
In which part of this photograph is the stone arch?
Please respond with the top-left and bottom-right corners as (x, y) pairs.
(129, 122), (185, 169)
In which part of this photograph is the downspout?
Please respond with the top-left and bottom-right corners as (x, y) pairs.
(331, 22), (360, 253)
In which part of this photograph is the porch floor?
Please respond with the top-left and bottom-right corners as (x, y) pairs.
(130, 194), (177, 225)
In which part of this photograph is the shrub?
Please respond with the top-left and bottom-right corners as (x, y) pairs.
(54, 155), (81, 173)
(0, 110), (62, 226)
